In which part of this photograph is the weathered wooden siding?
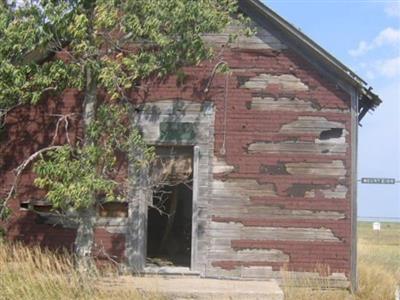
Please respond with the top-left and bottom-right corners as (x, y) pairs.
(118, 22), (352, 284)
(202, 24), (352, 286)
(0, 20), (354, 286)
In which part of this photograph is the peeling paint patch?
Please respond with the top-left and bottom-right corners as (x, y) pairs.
(249, 97), (349, 113)
(248, 141), (348, 155)
(320, 185), (348, 199)
(243, 74), (309, 92)
(285, 160), (346, 177)
(213, 156), (235, 175)
(208, 248), (289, 262)
(212, 207), (346, 220)
(203, 23), (287, 50)
(286, 183), (329, 198)
(209, 221), (340, 242)
(137, 99), (203, 115)
(280, 117), (345, 134)
(212, 179), (276, 197)
(260, 162), (289, 175)
(286, 183), (347, 199)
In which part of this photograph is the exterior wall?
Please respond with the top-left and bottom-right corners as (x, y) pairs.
(0, 92), (128, 263)
(127, 26), (353, 284)
(0, 22), (354, 286)
(1, 92), (80, 253)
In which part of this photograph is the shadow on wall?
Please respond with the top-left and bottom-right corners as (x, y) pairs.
(92, 228), (126, 264)
(134, 99), (212, 146)
(7, 210), (127, 265)
(0, 91), (83, 253)
(5, 210), (77, 252)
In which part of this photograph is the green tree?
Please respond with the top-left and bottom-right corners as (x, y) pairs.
(0, 0), (245, 269)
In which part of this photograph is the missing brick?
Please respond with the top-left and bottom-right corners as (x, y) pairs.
(260, 162), (289, 175)
(319, 128), (343, 140)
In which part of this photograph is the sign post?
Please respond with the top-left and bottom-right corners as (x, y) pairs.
(360, 178), (397, 184)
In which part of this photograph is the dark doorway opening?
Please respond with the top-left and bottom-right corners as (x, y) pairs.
(146, 146), (193, 268)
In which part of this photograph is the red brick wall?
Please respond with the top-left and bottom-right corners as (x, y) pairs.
(0, 46), (353, 278)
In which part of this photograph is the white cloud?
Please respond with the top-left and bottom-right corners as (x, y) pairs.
(358, 56), (400, 79)
(349, 41), (370, 57)
(374, 56), (400, 78)
(374, 27), (400, 46)
(385, 2), (400, 18)
(349, 27), (400, 57)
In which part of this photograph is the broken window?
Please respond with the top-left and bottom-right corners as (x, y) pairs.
(98, 202), (128, 218)
(146, 146), (193, 268)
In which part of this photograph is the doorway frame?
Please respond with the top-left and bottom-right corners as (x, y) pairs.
(125, 100), (214, 275)
(145, 144), (198, 269)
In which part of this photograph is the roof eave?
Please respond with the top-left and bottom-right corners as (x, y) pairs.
(238, 0), (382, 110)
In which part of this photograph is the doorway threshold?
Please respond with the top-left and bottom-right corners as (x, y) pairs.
(144, 265), (200, 277)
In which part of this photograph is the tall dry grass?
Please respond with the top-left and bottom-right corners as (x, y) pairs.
(0, 242), (143, 300)
(356, 222), (399, 300)
(0, 222), (398, 299)
(283, 222), (400, 300)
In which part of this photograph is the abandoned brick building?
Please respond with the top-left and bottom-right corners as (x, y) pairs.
(0, 0), (381, 288)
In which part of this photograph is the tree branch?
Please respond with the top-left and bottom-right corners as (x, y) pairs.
(49, 113), (76, 145)
(0, 104), (22, 126)
(0, 146), (63, 219)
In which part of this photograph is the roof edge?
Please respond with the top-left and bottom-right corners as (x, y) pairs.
(238, 0), (382, 112)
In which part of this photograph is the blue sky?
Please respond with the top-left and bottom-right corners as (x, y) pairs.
(262, 0), (400, 220)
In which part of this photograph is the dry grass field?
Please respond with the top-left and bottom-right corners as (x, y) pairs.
(283, 222), (400, 300)
(0, 222), (398, 299)
(0, 242), (150, 300)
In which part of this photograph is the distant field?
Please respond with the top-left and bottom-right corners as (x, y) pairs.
(358, 222), (400, 276)
(284, 221), (400, 300)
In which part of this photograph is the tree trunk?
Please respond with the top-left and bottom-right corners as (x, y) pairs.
(74, 66), (97, 270)
(75, 207), (96, 271)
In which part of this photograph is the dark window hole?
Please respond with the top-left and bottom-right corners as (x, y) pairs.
(98, 202), (128, 218)
(20, 202), (29, 210)
(319, 128), (343, 140)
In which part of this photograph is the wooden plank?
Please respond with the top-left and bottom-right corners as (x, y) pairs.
(212, 156), (235, 175)
(210, 206), (345, 220)
(191, 146), (200, 271)
(320, 185), (348, 199)
(248, 141), (348, 155)
(212, 179), (276, 198)
(285, 160), (346, 177)
(125, 172), (150, 272)
(250, 97), (349, 113)
(202, 23), (286, 50)
(208, 248), (289, 262)
(284, 183), (347, 199)
(243, 74), (309, 92)
(280, 117), (345, 134)
(207, 222), (340, 242)
(350, 88), (359, 291)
